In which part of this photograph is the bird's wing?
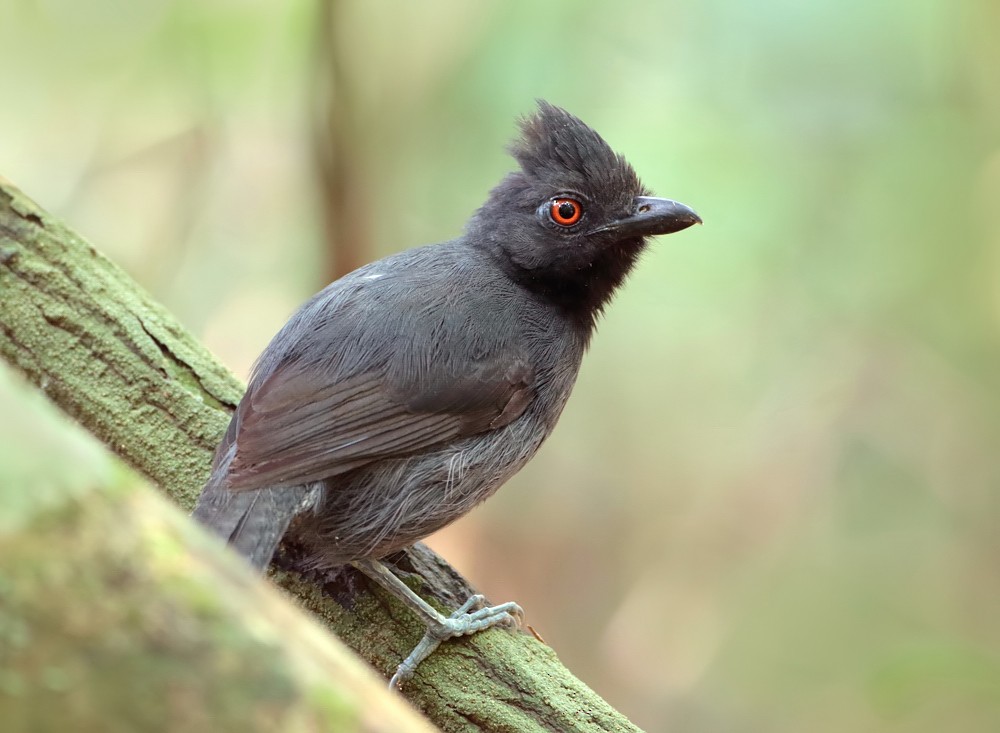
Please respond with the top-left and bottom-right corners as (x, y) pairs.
(222, 346), (535, 492)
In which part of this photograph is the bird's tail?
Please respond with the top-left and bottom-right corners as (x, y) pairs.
(192, 445), (318, 571)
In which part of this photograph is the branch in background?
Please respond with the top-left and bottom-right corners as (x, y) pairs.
(312, 0), (371, 284)
(0, 178), (643, 733)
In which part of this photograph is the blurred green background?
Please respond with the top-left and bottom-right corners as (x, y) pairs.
(2, 0), (999, 730)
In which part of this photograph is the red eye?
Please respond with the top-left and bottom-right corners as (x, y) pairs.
(549, 198), (583, 226)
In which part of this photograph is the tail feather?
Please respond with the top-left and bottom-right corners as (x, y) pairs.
(193, 450), (317, 570)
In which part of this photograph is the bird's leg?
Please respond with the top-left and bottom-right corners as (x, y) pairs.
(351, 558), (523, 688)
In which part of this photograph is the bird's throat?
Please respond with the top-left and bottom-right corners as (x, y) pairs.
(508, 240), (646, 332)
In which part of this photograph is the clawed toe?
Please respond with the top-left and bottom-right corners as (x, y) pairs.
(390, 595), (524, 688)
(429, 599), (522, 639)
(351, 560), (525, 690)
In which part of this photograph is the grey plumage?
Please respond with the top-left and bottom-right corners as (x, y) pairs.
(192, 101), (700, 685)
(195, 242), (585, 568)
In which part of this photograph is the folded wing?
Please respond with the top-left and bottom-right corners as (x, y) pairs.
(223, 356), (535, 491)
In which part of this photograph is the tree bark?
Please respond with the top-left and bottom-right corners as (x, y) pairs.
(0, 177), (643, 733)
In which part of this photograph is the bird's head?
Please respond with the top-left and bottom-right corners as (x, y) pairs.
(468, 100), (700, 322)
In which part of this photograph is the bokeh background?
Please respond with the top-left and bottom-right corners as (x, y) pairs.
(2, 1), (999, 730)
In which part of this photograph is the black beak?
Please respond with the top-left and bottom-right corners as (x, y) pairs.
(591, 196), (702, 238)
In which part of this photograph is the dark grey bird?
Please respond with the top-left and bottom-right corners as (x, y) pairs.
(193, 100), (700, 687)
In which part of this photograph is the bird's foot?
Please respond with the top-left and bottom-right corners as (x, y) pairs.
(389, 594), (523, 688)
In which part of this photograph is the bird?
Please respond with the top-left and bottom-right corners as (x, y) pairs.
(193, 100), (700, 687)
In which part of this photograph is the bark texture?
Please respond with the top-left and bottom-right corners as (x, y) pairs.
(0, 178), (642, 733)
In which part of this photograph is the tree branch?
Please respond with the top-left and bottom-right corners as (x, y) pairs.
(0, 177), (642, 733)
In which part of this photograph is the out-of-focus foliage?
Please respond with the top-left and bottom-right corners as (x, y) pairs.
(2, 1), (998, 731)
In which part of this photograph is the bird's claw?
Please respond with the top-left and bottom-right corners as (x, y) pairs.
(428, 595), (524, 639)
(389, 594), (524, 688)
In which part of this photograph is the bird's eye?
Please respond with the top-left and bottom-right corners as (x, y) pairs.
(549, 198), (583, 227)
